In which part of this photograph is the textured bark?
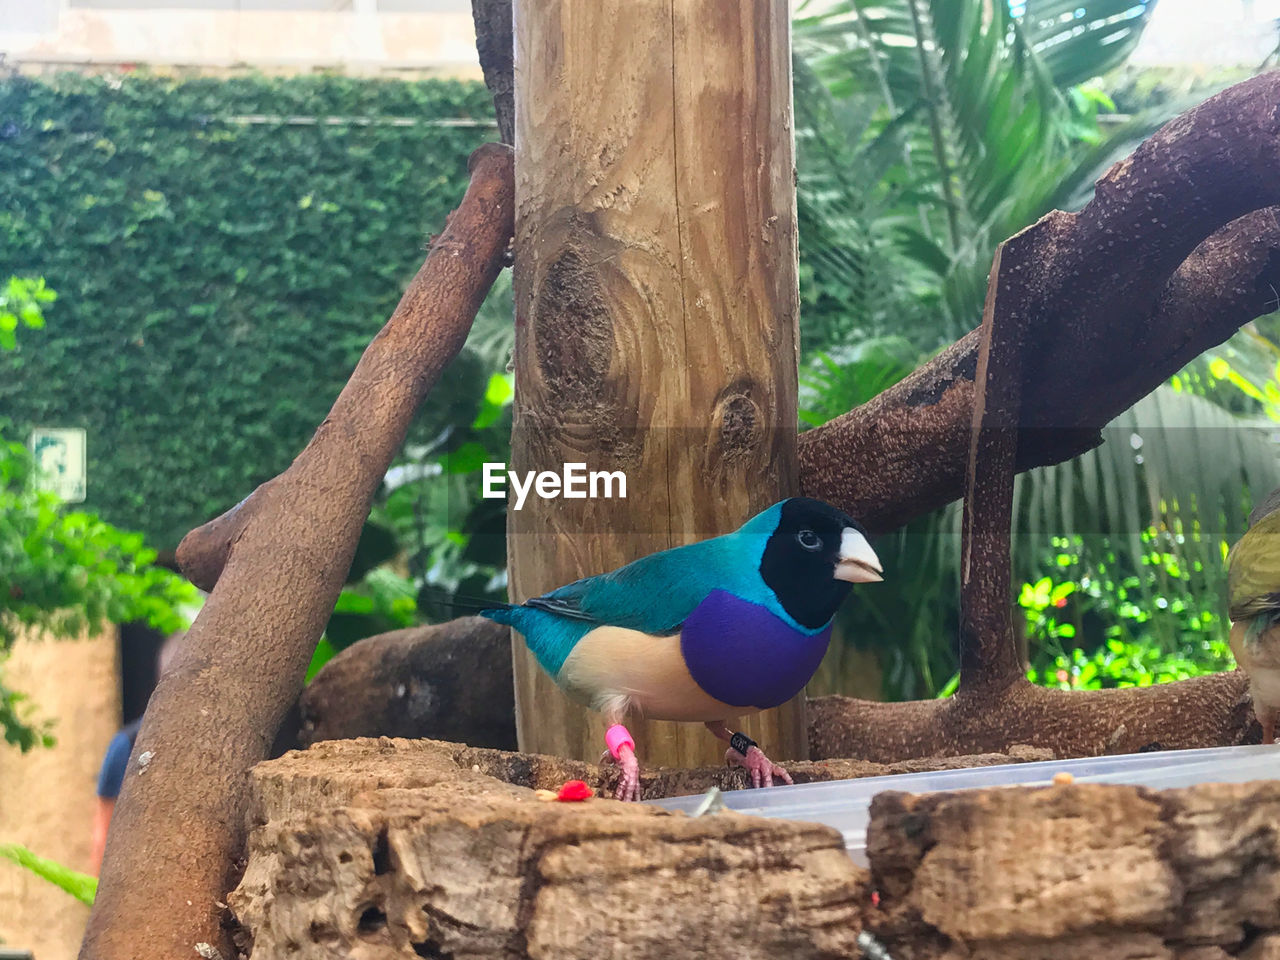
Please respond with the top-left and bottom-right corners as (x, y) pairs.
(867, 780), (1280, 958)
(80, 144), (516, 960)
(800, 76), (1280, 534)
(230, 738), (867, 959)
(299, 617), (517, 751)
(809, 670), (1255, 763)
(471, 0), (514, 145)
(231, 740), (1280, 959)
(959, 242), (1026, 687)
(509, 0), (807, 767)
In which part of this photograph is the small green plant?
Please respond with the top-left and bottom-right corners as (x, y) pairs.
(1019, 536), (1235, 690)
(0, 843), (97, 905)
(1, 428), (199, 749)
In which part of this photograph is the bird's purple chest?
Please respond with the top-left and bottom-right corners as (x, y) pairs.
(679, 588), (832, 710)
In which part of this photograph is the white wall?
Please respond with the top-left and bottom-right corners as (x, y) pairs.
(0, 0), (482, 75)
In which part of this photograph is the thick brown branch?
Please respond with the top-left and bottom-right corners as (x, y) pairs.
(809, 671), (1254, 763)
(176, 480), (274, 592)
(471, 0), (514, 145)
(81, 143), (515, 960)
(959, 242), (1026, 687)
(298, 617), (516, 750)
(801, 74), (1280, 533)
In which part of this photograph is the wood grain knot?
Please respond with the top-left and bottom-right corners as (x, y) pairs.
(534, 248), (613, 407)
(713, 388), (763, 460)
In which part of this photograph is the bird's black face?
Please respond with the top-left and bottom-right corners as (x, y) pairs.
(759, 498), (883, 629)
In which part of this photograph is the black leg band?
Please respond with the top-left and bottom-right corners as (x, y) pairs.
(729, 732), (757, 758)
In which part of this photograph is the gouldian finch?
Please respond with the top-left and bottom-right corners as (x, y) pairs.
(1228, 493), (1280, 744)
(483, 497), (883, 800)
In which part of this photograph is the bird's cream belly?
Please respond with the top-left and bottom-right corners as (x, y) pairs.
(1230, 620), (1280, 709)
(557, 625), (757, 723)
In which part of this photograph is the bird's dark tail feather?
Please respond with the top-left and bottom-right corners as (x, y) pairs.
(416, 586), (516, 621)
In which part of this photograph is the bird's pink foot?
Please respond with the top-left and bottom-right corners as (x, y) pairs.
(613, 746), (641, 801)
(603, 723), (642, 801)
(727, 744), (794, 789)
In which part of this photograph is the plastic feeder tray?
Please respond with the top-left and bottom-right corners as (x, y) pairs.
(648, 744), (1280, 866)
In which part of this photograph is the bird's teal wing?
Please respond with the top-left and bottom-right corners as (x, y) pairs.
(529, 535), (744, 634)
(484, 535), (753, 677)
(486, 503), (786, 677)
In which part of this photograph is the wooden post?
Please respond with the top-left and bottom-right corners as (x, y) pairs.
(510, 0), (803, 766)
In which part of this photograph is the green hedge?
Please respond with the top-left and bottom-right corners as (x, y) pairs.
(0, 73), (497, 547)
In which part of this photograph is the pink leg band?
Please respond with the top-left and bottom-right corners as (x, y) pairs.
(605, 724), (635, 760)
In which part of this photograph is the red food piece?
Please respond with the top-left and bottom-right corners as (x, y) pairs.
(556, 780), (594, 802)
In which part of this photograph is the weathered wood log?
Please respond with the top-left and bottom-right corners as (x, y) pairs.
(299, 617), (517, 751)
(509, 0), (806, 767)
(81, 145), (516, 960)
(293, 615), (1255, 766)
(229, 738), (868, 959)
(867, 780), (1280, 958)
(801, 76), (1280, 534)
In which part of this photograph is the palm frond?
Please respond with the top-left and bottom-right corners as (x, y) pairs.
(795, 0), (1160, 328)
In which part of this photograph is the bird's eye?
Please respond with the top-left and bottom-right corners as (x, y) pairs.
(796, 529), (822, 552)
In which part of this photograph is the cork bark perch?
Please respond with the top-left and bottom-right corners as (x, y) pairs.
(800, 72), (1280, 534)
(229, 738), (1280, 959)
(231, 738), (871, 960)
(867, 780), (1280, 958)
(80, 143), (515, 960)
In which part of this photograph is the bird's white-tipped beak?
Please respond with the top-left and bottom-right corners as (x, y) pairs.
(834, 528), (883, 583)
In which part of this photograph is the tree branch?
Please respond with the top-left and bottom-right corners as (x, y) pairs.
(959, 242), (1025, 687)
(471, 0), (514, 146)
(809, 670), (1254, 763)
(801, 72), (1280, 533)
(81, 143), (515, 960)
(298, 617), (516, 750)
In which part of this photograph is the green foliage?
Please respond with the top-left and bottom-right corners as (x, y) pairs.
(376, 355), (514, 622)
(0, 843), (97, 905)
(0, 72), (496, 548)
(0, 276), (55, 350)
(1, 278), (196, 749)
(798, 337), (921, 426)
(791, 2), (1280, 699)
(1, 424), (198, 750)
(794, 0), (1159, 338)
(1021, 560), (1235, 690)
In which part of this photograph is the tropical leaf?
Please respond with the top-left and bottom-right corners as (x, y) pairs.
(1020, 0), (1156, 88)
(795, 0), (1160, 330)
(798, 337), (921, 426)
(0, 842), (97, 905)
